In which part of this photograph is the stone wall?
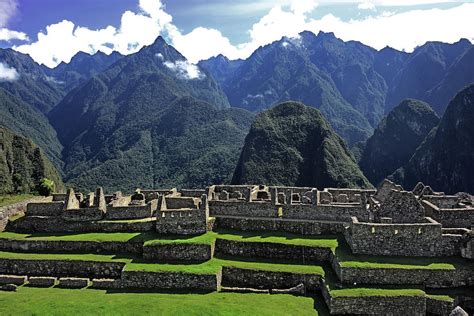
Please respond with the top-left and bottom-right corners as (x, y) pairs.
(0, 258), (124, 278)
(209, 201), (278, 217)
(426, 296), (455, 316)
(283, 204), (369, 222)
(165, 197), (199, 210)
(26, 202), (64, 217)
(180, 189), (206, 198)
(156, 209), (207, 235)
(0, 238), (143, 255)
(215, 238), (331, 262)
(143, 243), (213, 262)
(345, 217), (461, 257)
(9, 216), (154, 233)
(105, 200), (156, 220)
(327, 294), (426, 315)
(214, 216), (345, 235)
(221, 266), (322, 291)
(120, 270), (220, 291)
(62, 207), (104, 221)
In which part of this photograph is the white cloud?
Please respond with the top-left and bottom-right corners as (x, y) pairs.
(163, 60), (205, 80)
(155, 53), (164, 60)
(0, 62), (19, 81)
(0, 28), (28, 41)
(0, 0), (17, 27)
(7, 0), (474, 69)
(358, 1), (376, 10)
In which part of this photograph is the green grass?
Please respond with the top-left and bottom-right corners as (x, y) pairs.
(330, 288), (426, 298)
(335, 241), (467, 270)
(426, 294), (454, 302)
(144, 232), (217, 246)
(0, 287), (319, 316)
(0, 194), (36, 207)
(216, 230), (338, 250)
(0, 251), (133, 263)
(126, 257), (325, 276)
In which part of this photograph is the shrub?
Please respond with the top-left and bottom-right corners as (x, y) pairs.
(37, 178), (55, 196)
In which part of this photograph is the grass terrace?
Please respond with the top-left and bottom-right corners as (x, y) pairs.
(0, 287), (320, 316)
(0, 194), (36, 208)
(330, 287), (426, 298)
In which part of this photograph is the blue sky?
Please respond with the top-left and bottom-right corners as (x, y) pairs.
(1, 0), (473, 67)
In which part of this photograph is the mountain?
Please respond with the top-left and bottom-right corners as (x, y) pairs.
(0, 88), (63, 168)
(391, 84), (474, 193)
(0, 126), (63, 194)
(386, 39), (473, 114)
(198, 54), (243, 88)
(358, 99), (440, 185)
(0, 48), (64, 113)
(48, 37), (251, 192)
(232, 101), (372, 189)
(44, 51), (123, 93)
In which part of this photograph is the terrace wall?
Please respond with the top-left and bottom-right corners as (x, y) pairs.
(215, 239), (331, 262)
(26, 202), (63, 217)
(209, 201), (278, 218)
(120, 270), (221, 291)
(345, 217), (461, 257)
(0, 258), (125, 278)
(283, 204), (369, 222)
(143, 243), (213, 262)
(0, 239), (143, 255)
(221, 267), (322, 291)
(214, 216), (345, 235)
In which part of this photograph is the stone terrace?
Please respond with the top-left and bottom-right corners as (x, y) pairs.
(0, 180), (472, 315)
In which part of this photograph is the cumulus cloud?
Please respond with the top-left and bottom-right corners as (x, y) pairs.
(0, 62), (19, 81)
(0, 0), (17, 27)
(358, 1), (376, 10)
(7, 0), (474, 68)
(0, 28), (28, 41)
(163, 60), (205, 80)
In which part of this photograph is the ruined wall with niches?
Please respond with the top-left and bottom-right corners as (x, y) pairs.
(327, 188), (375, 202)
(120, 270), (220, 291)
(221, 267), (322, 291)
(378, 190), (425, 223)
(214, 216), (345, 235)
(156, 209), (207, 235)
(209, 185), (253, 202)
(62, 207), (104, 221)
(283, 204), (369, 222)
(0, 258), (125, 279)
(165, 197), (199, 210)
(345, 217), (461, 257)
(209, 201), (278, 218)
(26, 202), (64, 217)
(105, 200), (156, 220)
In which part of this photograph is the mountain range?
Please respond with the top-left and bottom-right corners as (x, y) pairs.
(1, 31), (474, 193)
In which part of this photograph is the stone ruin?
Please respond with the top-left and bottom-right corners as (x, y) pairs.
(0, 179), (472, 315)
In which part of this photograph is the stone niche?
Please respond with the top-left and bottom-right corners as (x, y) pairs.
(378, 190), (425, 223)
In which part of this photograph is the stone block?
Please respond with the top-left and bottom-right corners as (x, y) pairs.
(58, 277), (89, 288)
(28, 276), (56, 287)
(0, 275), (27, 285)
(0, 284), (17, 292)
(91, 279), (121, 289)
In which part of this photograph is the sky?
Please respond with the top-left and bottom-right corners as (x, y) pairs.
(0, 0), (473, 68)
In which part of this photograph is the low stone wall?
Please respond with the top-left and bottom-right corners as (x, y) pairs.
(221, 267), (322, 291)
(105, 205), (153, 220)
(120, 270), (220, 291)
(209, 201), (278, 218)
(432, 209), (474, 229)
(0, 238), (143, 255)
(0, 197), (46, 231)
(214, 216), (345, 235)
(426, 296), (455, 316)
(9, 216), (154, 233)
(345, 217), (461, 257)
(327, 294), (426, 315)
(26, 202), (64, 217)
(215, 238), (331, 262)
(0, 258), (125, 278)
(283, 204), (369, 222)
(62, 208), (104, 221)
(143, 243), (213, 262)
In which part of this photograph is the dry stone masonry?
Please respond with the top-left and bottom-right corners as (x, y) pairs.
(0, 179), (473, 315)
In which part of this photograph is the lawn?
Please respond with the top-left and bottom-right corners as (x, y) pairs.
(0, 287), (319, 316)
(0, 194), (36, 208)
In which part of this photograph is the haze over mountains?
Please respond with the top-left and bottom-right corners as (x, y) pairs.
(1, 31), (474, 193)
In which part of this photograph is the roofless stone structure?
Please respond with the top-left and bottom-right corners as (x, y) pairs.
(0, 179), (473, 315)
